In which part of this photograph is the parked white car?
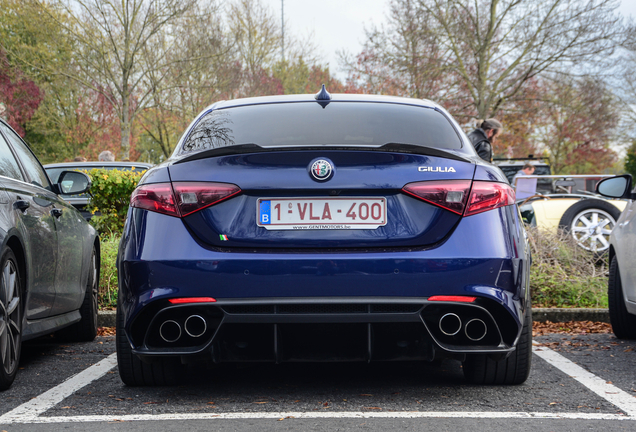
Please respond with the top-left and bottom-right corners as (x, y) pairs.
(596, 175), (636, 338)
(516, 174), (627, 253)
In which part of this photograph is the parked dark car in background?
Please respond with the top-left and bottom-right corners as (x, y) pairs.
(0, 120), (100, 390)
(116, 90), (532, 387)
(44, 162), (152, 220)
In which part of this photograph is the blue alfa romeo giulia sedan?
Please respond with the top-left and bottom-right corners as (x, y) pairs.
(116, 89), (532, 386)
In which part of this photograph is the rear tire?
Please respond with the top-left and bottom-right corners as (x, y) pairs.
(116, 298), (183, 386)
(608, 257), (636, 339)
(0, 248), (23, 391)
(463, 308), (532, 385)
(56, 245), (98, 342)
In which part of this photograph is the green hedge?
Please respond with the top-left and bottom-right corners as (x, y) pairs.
(87, 168), (145, 235)
(99, 234), (120, 309)
(83, 168), (144, 309)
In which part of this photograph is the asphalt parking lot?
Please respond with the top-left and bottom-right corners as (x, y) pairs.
(1, 329), (636, 431)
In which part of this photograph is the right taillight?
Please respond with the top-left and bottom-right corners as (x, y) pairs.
(402, 180), (472, 215)
(402, 180), (515, 216)
(130, 182), (240, 217)
(464, 181), (515, 216)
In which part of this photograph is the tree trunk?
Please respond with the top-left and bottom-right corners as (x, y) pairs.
(120, 94), (131, 160)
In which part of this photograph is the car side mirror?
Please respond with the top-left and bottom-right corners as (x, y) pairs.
(57, 170), (92, 195)
(596, 175), (633, 199)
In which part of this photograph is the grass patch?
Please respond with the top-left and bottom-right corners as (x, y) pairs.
(527, 227), (608, 308)
(98, 234), (120, 310)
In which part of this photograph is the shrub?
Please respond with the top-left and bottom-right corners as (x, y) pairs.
(87, 168), (145, 235)
(99, 234), (120, 310)
(527, 227), (608, 308)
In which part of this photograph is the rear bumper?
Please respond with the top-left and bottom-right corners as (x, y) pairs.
(127, 297), (518, 363)
(118, 205), (530, 362)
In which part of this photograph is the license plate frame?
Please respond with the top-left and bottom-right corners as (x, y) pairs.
(257, 197), (387, 230)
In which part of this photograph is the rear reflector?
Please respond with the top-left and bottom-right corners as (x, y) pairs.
(402, 180), (515, 216)
(130, 182), (241, 217)
(428, 296), (476, 303)
(168, 297), (217, 304)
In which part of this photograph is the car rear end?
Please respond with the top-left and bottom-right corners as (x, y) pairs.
(117, 94), (531, 385)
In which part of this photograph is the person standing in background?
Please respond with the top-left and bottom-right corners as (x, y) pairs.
(98, 150), (115, 161)
(468, 119), (503, 163)
(512, 163), (536, 188)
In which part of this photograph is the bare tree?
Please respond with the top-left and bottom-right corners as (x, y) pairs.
(533, 76), (620, 174)
(138, 1), (237, 159)
(347, 0), (624, 120)
(38, 0), (198, 158)
(342, 0), (455, 99)
(228, 0), (282, 75)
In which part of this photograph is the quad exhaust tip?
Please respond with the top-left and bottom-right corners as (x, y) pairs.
(184, 315), (207, 338)
(159, 320), (182, 342)
(439, 313), (462, 336)
(438, 314), (488, 341)
(464, 318), (487, 341)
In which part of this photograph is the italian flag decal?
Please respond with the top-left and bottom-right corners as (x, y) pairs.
(219, 234), (229, 241)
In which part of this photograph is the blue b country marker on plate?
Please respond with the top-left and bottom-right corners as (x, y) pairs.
(259, 200), (271, 224)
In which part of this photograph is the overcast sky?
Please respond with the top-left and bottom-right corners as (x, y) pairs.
(262, 0), (636, 79)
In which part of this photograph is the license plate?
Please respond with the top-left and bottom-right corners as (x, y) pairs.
(257, 197), (387, 230)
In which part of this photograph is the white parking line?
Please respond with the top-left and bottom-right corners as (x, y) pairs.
(532, 344), (636, 416)
(6, 411), (636, 423)
(2, 346), (636, 424)
(0, 353), (117, 424)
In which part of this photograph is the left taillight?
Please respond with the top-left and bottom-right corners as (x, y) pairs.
(130, 183), (179, 217)
(130, 182), (241, 217)
(402, 180), (515, 216)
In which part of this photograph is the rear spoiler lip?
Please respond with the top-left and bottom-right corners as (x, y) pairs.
(173, 143), (474, 165)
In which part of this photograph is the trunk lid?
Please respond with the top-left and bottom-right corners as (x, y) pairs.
(168, 150), (476, 249)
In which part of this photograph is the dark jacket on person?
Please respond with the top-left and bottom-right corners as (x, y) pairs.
(467, 128), (492, 163)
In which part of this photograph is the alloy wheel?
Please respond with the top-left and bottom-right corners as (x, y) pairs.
(569, 208), (616, 252)
(0, 259), (20, 375)
(90, 251), (98, 323)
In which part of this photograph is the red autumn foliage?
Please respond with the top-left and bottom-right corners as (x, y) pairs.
(238, 65), (284, 98)
(66, 88), (121, 161)
(0, 50), (42, 137)
(305, 65), (360, 94)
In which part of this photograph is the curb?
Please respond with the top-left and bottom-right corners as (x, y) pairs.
(97, 308), (611, 328)
(532, 308), (609, 323)
(98, 310), (116, 327)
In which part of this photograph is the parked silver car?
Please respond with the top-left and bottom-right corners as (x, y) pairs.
(596, 175), (636, 338)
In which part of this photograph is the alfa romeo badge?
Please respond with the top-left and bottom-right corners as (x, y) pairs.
(309, 159), (334, 182)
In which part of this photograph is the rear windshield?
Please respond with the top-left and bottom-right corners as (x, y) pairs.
(179, 102), (462, 155)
